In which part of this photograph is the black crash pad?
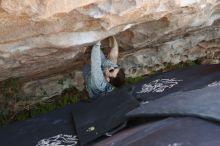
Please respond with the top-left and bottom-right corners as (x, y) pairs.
(72, 87), (139, 146)
(132, 64), (220, 102)
(93, 117), (220, 146)
(0, 105), (79, 146)
(128, 86), (220, 122)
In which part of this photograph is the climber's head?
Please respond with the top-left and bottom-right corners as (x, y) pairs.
(105, 67), (125, 87)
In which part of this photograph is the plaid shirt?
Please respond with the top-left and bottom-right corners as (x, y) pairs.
(83, 44), (118, 98)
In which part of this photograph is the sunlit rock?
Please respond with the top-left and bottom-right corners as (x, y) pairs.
(0, 0), (220, 99)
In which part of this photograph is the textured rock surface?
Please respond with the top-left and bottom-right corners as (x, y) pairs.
(0, 0), (220, 98)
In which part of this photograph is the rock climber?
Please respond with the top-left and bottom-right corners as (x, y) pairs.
(83, 37), (126, 98)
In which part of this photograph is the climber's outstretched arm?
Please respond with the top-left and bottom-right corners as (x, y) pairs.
(108, 36), (119, 64)
(91, 41), (107, 90)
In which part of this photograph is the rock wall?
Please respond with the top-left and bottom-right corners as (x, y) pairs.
(0, 0), (220, 99)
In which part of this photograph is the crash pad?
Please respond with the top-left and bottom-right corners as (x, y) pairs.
(132, 64), (220, 102)
(0, 105), (79, 146)
(128, 85), (220, 122)
(93, 117), (220, 146)
(72, 87), (139, 146)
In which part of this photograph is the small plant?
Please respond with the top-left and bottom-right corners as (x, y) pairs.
(163, 60), (199, 72)
(126, 76), (145, 84)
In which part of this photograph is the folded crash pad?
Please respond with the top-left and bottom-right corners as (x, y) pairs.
(128, 86), (220, 122)
(132, 64), (220, 102)
(0, 105), (79, 146)
(93, 117), (220, 146)
(72, 87), (139, 146)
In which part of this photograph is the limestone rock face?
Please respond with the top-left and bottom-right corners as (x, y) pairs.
(0, 0), (220, 98)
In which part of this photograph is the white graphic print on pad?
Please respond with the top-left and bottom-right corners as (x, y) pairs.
(208, 81), (220, 87)
(36, 134), (78, 146)
(137, 78), (183, 94)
